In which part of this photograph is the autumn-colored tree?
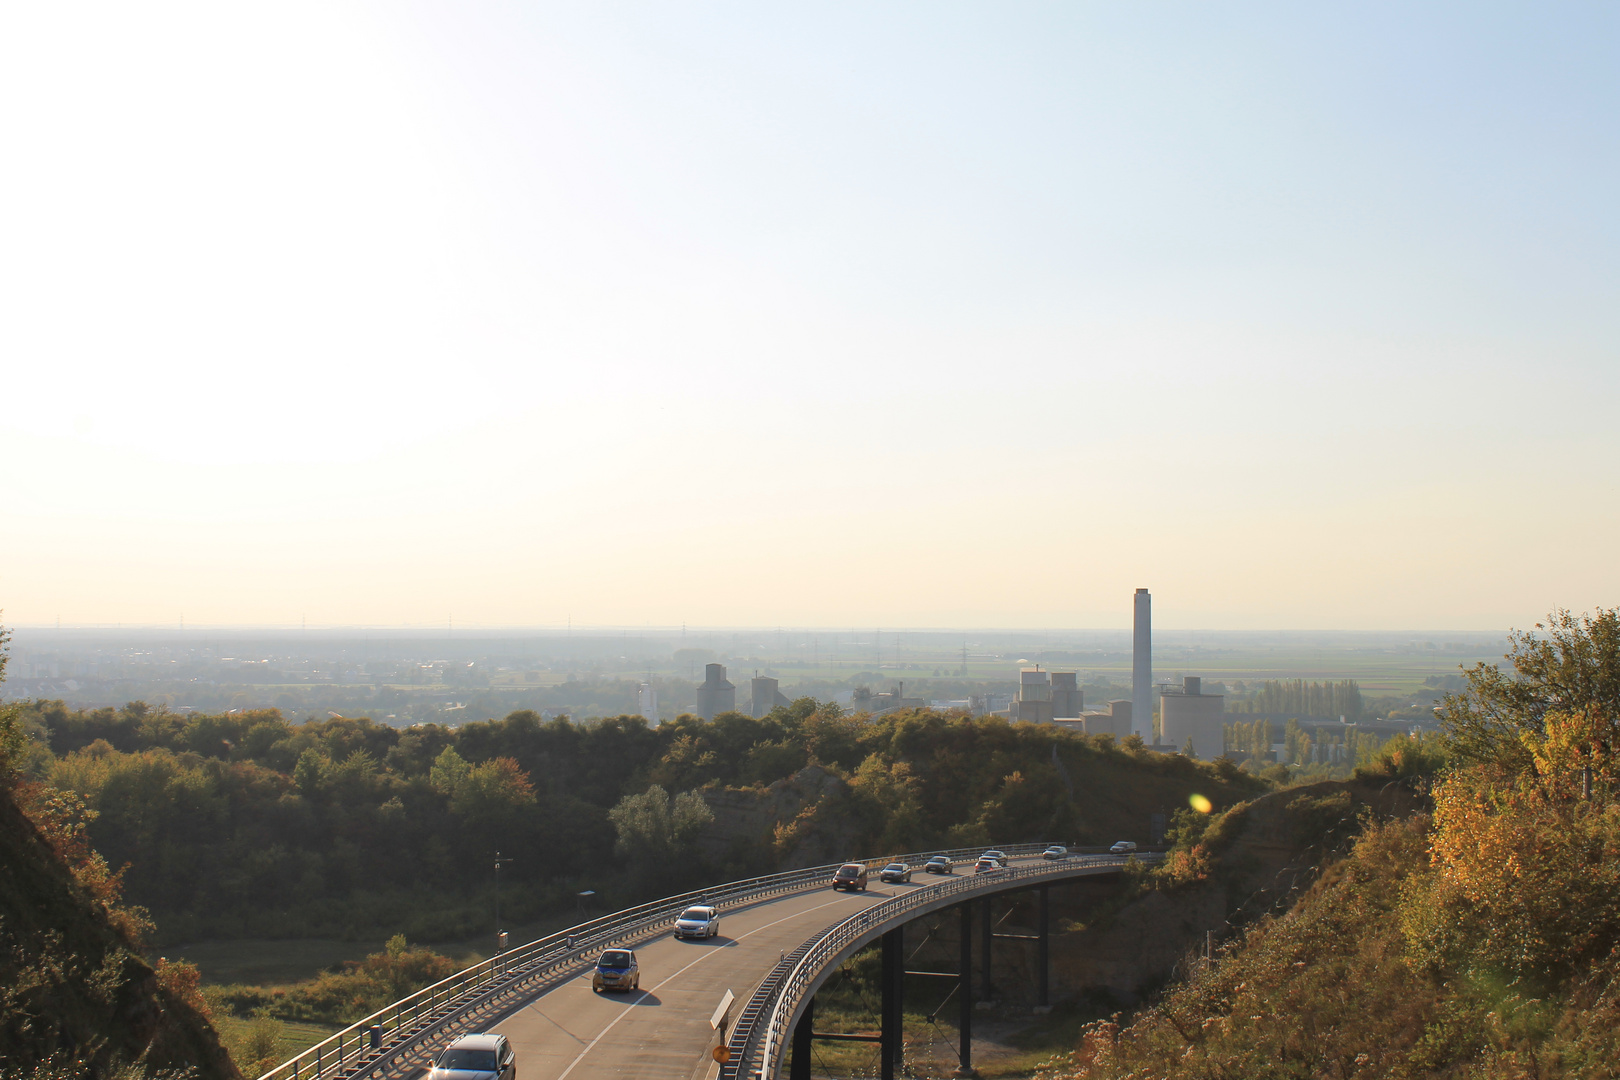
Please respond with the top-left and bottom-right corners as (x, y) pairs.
(1441, 607), (1620, 771)
(449, 756), (537, 820)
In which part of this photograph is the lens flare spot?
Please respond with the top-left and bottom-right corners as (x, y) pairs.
(1189, 793), (1214, 814)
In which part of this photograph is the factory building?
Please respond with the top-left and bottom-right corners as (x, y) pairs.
(694, 663), (735, 720)
(861, 681), (926, 715)
(1009, 668), (1053, 723)
(750, 675), (792, 718)
(1080, 699), (1133, 738)
(1010, 668), (1083, 724)
(637, 682), (659, 725)
(1132, 588), (1152, 741)
(1160, 676), (1225, 759)
(1051, 672), (1083, 718)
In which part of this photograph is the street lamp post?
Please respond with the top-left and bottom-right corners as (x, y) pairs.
(494, 852), (515, 956)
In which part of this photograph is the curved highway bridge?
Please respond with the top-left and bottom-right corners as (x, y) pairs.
(260, 845), (1154, 1080)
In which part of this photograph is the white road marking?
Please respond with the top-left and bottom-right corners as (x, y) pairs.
(550, 895), (854, 1080)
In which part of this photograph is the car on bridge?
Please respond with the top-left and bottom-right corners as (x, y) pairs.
(973, 857), (1004, 875)
(1042, 845), (1069, 860)
(1110, 840), (1138, 854)
(831, 863), (869, 891)
(428, 1033), (516, 1080)
(923, 856), (953, 875)
(674, 905), (720, 940)
(981, 849), (1009, 866)
(591, 948), (641, 993)
(878, 862), (912, 884)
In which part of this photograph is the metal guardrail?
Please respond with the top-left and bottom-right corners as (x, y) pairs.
(731, 852), (1164, 1080)
(255, 842), (1063, 1080)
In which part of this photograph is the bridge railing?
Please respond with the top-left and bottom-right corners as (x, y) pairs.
(256, 841), (1065, 1080)
(745, 852), (1165, 1080)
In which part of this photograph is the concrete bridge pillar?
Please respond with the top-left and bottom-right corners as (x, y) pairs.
(880, 927), (905, 1079)
(979, 898), (993, 1001)
(790, 997), (814, 1080)
(1038, 884), (1050, 1008)
(957, 901), (974, 1076)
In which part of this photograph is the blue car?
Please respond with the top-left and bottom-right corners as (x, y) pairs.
(592, 948), (640, 993)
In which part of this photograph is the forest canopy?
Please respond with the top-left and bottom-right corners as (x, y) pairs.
(9, 695), (1261, 945)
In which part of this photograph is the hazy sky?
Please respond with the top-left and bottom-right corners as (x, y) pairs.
(2, 3), (1616, 631)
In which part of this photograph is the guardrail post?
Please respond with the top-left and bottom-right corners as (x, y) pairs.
(790, 996), (814, 1080)
(880, 927), (904, 1080)
(958, 901), (973, 1076)
(1037, 884), (1050, 1008)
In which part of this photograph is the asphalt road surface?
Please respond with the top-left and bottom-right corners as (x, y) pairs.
(493, 862), (1028, 1080)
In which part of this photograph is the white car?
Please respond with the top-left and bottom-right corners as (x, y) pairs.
(1042, 845), (1069, 860)
(673, 905), (720, 939)
(1109, 840), (1138, 855)
(428, 1033), (515, 1080)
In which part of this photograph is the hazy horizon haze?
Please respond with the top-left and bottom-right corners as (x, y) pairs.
(2, 2), (1616, 631)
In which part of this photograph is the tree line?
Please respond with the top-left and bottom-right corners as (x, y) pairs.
(1229, 678), (1364, 720)
(9, 695), (1264, 945)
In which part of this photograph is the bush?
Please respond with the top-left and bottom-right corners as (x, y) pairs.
(213, 941), (464, 1026)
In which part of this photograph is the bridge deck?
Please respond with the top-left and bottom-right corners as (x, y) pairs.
(496, 879), (895, 1080)
(490, 858), (1083, 1080)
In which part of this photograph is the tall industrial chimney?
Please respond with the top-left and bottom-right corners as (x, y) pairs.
(1132, 589), (1152, 741)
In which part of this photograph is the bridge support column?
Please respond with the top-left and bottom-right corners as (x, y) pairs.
(880, 926), (904, 1080)
(1038, 884), (1050, 1008)
(791, 996), (814, 1080)
(957, 901), (974, 1076)
(979, 898), (993, 1002)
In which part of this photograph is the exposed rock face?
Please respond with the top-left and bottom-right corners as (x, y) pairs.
(1049, 778), (1426, 1004)
(699, 765), (862, 869)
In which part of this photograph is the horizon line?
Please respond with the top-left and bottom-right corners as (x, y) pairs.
(5, 622), (1514, 636)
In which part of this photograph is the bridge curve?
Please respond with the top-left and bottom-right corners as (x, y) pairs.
(727, 855), (1147, 1080)
(261, 846), (1152, 1080)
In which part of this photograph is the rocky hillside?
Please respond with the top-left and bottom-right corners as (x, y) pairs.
(0, 773), (239, 1079)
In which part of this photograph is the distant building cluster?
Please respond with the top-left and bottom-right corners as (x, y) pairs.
(690, 665), (798, 720)
(989, 587), (1232, 758)
(682, 586), (1238, 760)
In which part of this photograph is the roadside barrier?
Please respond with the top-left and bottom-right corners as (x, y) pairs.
(256, 842), (1068, 1080)
(723, 852), (1164, 1080)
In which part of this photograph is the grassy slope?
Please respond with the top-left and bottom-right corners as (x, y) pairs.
(1036, 805), (1620, 1079)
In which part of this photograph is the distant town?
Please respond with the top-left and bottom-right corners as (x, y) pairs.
(5, 597), (1501, 746)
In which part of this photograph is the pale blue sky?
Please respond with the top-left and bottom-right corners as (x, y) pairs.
(1, 2), (1616, 629)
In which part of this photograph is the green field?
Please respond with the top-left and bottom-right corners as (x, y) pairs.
(212, 1014), (338, 1056)
(752, 641), (1503, 699)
